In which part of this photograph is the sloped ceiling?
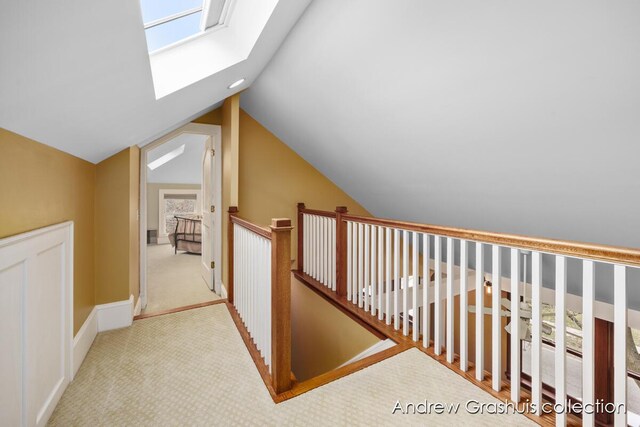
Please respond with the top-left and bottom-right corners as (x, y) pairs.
(242, 0), (640, 249)
(0, 0), (311, 163)
(147, 133), (206, 184)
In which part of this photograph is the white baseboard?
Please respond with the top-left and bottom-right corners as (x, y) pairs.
(97, 294), (134, 332)
(338, 339), (397, 368)
(71, 296), (135, 380)
(133, 295), (142, 317)
(72, 307), (97, 378)
(219, 282), (227, 299)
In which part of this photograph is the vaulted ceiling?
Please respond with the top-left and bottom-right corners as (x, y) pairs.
(242, 0), (640, 249)
(147, 133), (206, 184)
(0, 0), (310, 163)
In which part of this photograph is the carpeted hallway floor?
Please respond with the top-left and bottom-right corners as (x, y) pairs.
(143, 244), (220, 314)
(49, 305), (535, 426)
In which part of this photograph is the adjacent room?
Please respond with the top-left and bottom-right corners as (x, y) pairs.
(143, 132), (220, 315)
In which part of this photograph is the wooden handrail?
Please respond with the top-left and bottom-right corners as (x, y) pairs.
(341, 213), (640, 267)
(298, 207), (338, 218)
(229, 212), (272, 240)
(297, 204), (640, 266)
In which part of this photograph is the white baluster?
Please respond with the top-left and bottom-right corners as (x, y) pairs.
(435, 236), (443, 355)
(378, 226), (384, 321)
(531, 251), (542, 416)
(413, 232), (420, 341)
(459, 239), (468, 369)
(476, 243), (484, 381)
(267, 238), (272, 373)
(310, 216), (315, 279)
(582, 260), (595, 427)
(510, 248), (520, 402)
(402, 230), (409, 336)
(423, 233), (431, 348)
(371, 225), (377, 316)
(364, 224), (370, 312)
(303, 214), (307, 275)
(394, 229), (400, 330)
(446, 237), (454, 362)
(358, 223), (364, 308)
(614, 265), (627, 427)
(332, 218), (336, 291)
(352, 222), (358, 304)
(492, 245), (502, 391)
(386, 227), (392, 325)
(315, 216), (320, 281)
(555, 256), (567, 426)
(347, 222), (353, 302)
(320, 217), (325, 285)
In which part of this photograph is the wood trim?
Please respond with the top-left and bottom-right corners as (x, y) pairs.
(279, 344), (411, 401)
(270, 218), (293, 394)
(299, 208), (338, 218)
(230, 215), (272, 240)
(335, 206), (348, 297)
(133, 299), (227, 320)
(342, 214), (640, 267)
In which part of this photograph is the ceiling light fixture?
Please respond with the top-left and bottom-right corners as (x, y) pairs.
(228, 78), (245, 89)
(147, 144), (185, 170)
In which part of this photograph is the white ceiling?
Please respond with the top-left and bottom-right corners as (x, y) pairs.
(242, 0), (640, 250)
(147, 133), (207, 184)
(0, 0), (311, 163)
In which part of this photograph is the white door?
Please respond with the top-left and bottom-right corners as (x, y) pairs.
(201, 137), (216, 291)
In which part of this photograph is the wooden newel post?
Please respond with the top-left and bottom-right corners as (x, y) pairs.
(335, 206), (348, 297)
(297, 203), (305, 272)
(227, 206), (239, 304)
(270, 218), (293, 394)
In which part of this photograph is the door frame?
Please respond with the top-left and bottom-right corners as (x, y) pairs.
(139, 123), (222, 310)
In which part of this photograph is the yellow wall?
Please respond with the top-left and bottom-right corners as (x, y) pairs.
(0, 128), (96, 334)
(237, 109), (377, 379)
(238, 109), (370, 257)
(291, 275), (379, 380)
(128, 147), (140, 304)
(93, 146), (139, 306)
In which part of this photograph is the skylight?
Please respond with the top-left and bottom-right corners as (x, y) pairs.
(140, 0), (229, 53)
(147, 144), (185, 170)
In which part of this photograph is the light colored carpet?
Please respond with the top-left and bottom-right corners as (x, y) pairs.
(143, 244), (219, 314)
(50, 305), (536, 426)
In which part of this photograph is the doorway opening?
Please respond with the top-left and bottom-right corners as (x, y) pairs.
(139, 123), (223, 316)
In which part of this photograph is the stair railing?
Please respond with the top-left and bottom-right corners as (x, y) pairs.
(228, 207), (293, 394)
(296, 202), (640, 426)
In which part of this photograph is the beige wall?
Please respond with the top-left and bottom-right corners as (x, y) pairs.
(146, 183), (201, 231)
(94, 146), (139, 305)
(0, 128), (96, 334)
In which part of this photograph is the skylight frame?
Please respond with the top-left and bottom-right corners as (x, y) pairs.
(141, 0), (234, 55)
(143, 6), (203, 30)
